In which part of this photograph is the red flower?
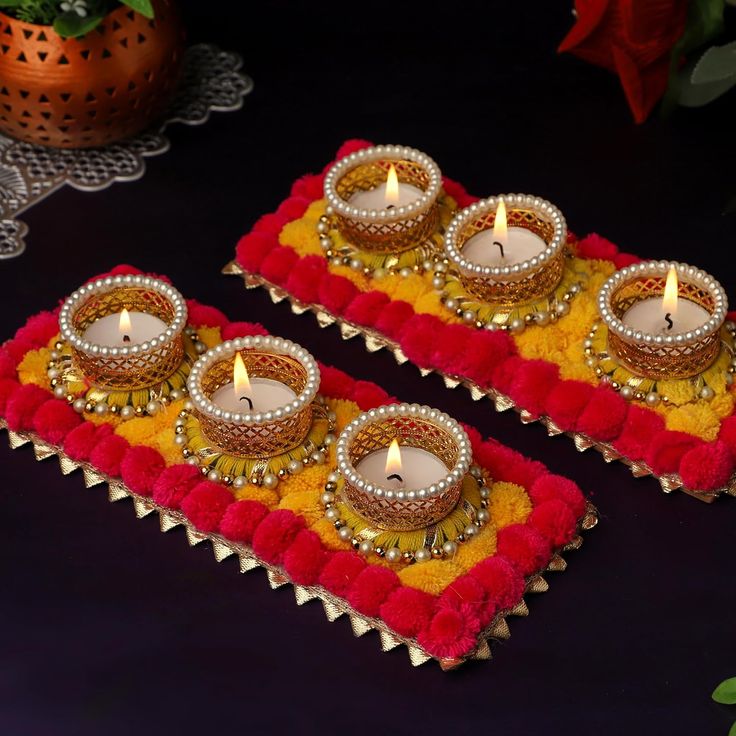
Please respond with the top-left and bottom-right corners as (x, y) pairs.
(559, 0), (689, 123)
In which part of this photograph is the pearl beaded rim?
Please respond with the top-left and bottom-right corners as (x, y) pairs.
(443, 194), (567, 278)
(58, 275), (188, 357)
(187, 335), (320, 425)
(598, 261), (728, 347)
(335, 403), (471, 502)
(323, 145), (442, 223)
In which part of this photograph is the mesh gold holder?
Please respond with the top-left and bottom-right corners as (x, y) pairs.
(58, 275), (188, 393)
(443, 195), (568, 307)
(599, 262), (728, 380)
(323, 145), (443, 255)
(187, 336), (321, 460)
(335, 405), (472, 532)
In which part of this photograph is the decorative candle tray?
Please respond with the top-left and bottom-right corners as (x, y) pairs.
(0, 265), (596, 670)
(224, 139), (736, 503)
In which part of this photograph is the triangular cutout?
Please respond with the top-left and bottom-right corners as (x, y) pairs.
(39, 93), (49, 102)
(37, 30), (47, 41)
(62, 113), (73, 121)
(119, 37), (128, 48)
(37, 51), (47, 61)
(101, 47), (111, 59)
(80, 48), (90, 60)
(105, 86), (115, 96)
(3, 25), (12, 35)
(22, 29), (32, 39)
(16, 51), (26, 62)
(0, 87), (7, 96)
(127, 80), (136, 91)
(87, 110), (96, 118)
(40, 111), (51, 119)
(112, 19), (121, 30)
(58, 54), (69, 64)
(85, 91), (95, 102)
(59, 92), (71, 102)
(20, 109), (30, 117)
(19, 89), (29, 99)
(137, 32), (146, 44)
(125, 10), (134, 20)
(1, 44), (8, 54)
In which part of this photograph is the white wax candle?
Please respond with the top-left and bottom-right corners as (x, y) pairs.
(82, 312), (167, 346)
(461, 226), (547, 267)
(211, 377), (296, 412)
(349, 182), (424, 210)
(356, 446), (448, 490)
(622, 298), (710, 335)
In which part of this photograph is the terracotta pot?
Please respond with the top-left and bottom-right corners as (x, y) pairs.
(0, 0), (185, 148)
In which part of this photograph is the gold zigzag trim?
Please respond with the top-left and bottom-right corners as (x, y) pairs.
(0, 418), (596, 671)
(222, 260), (736, 504)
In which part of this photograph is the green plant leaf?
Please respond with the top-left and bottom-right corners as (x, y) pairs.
(53, 11), (104, 39)
(120, 0), (155, 19)
(692, 40), (736, 83)
(0, 0), (24, 7)
(712, 677), (736, 705)
(729, 722), (736, 736)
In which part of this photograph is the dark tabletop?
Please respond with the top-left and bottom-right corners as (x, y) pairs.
(2, 2), (736, 734)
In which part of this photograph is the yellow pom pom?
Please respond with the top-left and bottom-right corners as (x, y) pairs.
(666, 402), (723, 442)
(453, 524), (497, 568)
(17, 347), (51, 388)
(311, 518), (349, 551)
(487, 481), (532, 528)
(196, 327), (222, 349)
(234, 485), (280, 508)
(279, 200), (324, 257)
(399, 558), (464, 595)
(279, 489), (323, 526)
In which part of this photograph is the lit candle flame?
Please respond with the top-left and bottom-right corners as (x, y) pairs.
(119, 308), (132, 343)
(492, 199), (508, 259)
(385, 163), (400, 206)
(385, 437), (403, 485)
(663, 266), (678, 314)
(233, 352), (252, 398)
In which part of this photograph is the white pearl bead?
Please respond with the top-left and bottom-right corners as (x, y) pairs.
(53, 385), (67, 398)
(338, 526), (353, 542)
(288, 459), (304, 474)
(358, 540), (374, 556)
(476, 508), (490, 524)
(120, 405), (136, 419)
(385, 547), (402, 563)
(325, 507), (340, 521)
(645, 392), (660, 406)
(442, 540), (458, 557)
(700, 386), (715, 400)
(620, 386), (634, 400)
(464, 523), (480, 538)
(207, 470), (221, 482)
(233, 476), (247, 489)
(146, 400), (160, 416)
(72, 398), (86, 413)
(414, 548), (431, 563)
(263, 473), (279, 489)
(94, 403), (108, 415)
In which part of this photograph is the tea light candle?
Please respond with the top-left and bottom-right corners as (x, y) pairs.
(349, 164), (424, 210)
(461, 199), (547, 269)
(82, 308), (168, 347)
(210, 353), (297, 412)
(356, 438), (448, 490)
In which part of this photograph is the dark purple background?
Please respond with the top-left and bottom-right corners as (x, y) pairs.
(2, 2), (736, 734)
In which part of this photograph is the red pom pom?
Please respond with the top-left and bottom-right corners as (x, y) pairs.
(317, 274), (359, 315)
(89, 434), (129, 476)
(614, 252), (641, 268)
(473, 438), (546, 488)
(430, 324), (472, 373)
(442, 177), (478, 208)
(63, 422), (112, 462)
(719, 417), (736, 455)
(276, 196), (310, 221)
(236, 232), (277, 272)
(0, 349), (16, 378)
(492, 356), (526, 394)
(374, 300), (415, 340)
(252, 509), (305, 564)
(379, 587), (436, 638)
(32, 399), (81, 444)
(260, 246), (299, 287)
(180, 481), (233, 532)
(438, 574), (486, 612)
(318, 364), (355, 399)
(679, 441), (734, 492)
(88, 264), (143, 281)
(613, 405), (666, 461)
(152, 464), (202, 509)
(576, 386), (628, 441)
(186, 299), (228, 329)
(252, 213), (286, 236)
(285, 254), (327, 303)
(318, 550), (366, 596)
(347, 565), (400, 617)
(335, 139), (373, 159)
(576, 233), (618, 261)
(529, 500), (578, 548)
(15, 311), (59, 348)
(5, 383), (50, 431)
(291, 173), (325, 200)
(418, 606), (481, 659)
(4, 337), (36, 364)
(508, 360), (560, 417)
(221, 321), (268, 340)
(529, 474), (586, 517)
(0, 378), (19, 413)
(351, 380), (392, 410)
(120, 446), (165, 496)
(497, 524), (551, 575)
(545, 380), (595, 431)
(645, 430), (699, 475)
(470, 556), (524, 611)
(399, 314), (443, 366)
(219, 499), (269, 543)
(344, 290), (391, 327)
(283, 529), (327, 585)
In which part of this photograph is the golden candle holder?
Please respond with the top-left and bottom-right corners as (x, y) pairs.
(436, 194), (574, 331)
(186, 336), (320, 459)
(321, 145), (443, 263)
(598, 261), (728, 382)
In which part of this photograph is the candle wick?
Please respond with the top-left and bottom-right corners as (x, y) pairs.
(664, 312), (674, 331)
(239, 395), (254, 410)
(122, 334), (131, 343)
(386, 204), (395, 210)
(386, 473), (404, 484)
(493, 240), (505, 259)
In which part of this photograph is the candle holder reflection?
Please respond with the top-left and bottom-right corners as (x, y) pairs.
(186, 336), (321, 459)
(53, 275), (193, 418)
(436, 194), (580, 331)
(598, 261), (728, 382)
(320, 145), (444, 276)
